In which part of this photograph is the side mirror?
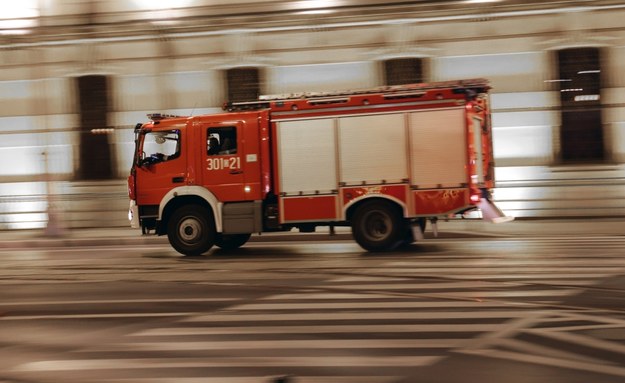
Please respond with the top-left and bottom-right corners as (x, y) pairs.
(137, 151), (150, 168)
(139, 158), (152, 168)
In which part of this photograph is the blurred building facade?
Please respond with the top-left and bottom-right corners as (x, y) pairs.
(1, 0), (625, 229)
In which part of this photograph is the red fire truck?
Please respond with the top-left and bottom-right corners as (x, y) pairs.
(128, 78), (510, 255)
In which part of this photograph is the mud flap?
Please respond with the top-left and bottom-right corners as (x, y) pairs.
(477, 198), (514, 223)
(411, 218), (438, 241)
(412, 224), (425, 241)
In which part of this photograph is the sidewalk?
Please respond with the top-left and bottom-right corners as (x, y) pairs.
(0, 218), (623, 249)
(439, 217), (625, 237)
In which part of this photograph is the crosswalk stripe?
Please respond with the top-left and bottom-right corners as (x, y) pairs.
(325, 275), (605, 283)
(0, 312), (198, 321)
(92, 377), (402, 383)
(84, 338), (471, 352)
(131, 323), (507, 336)
(261, 294), (514, 304)
(327, 281), (526, 289)
(230, 301), (509, 310)
(412, 289), (579, 297)
(183, 310), (538, 322)
(14, 356), (443, 372)
(383, 265), (625, 272)
(0, 298), (237, 307)
(254, 286), (578, 297)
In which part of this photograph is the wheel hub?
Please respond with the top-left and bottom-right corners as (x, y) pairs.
(365, 211), (390, 240)
(179, 217), (202, 242)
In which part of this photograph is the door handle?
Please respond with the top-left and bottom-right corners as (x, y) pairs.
(229, 170), (243, 175)
(172, 176), (185, 183)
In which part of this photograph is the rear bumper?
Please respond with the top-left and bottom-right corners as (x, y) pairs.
(477, 198), (514, 223)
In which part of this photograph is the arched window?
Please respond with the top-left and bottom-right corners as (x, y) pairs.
(557, 48), (604, 162)
(384, 58), (424, 85)
(226, 67), (261, 102)
(76, 75), (113, 179)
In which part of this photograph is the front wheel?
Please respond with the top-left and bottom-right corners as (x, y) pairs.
(167, 205), (215, 256)
(215, 233), (251, 250)
(351, 200), (404, 252)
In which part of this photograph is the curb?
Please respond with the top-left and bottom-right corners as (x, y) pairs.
(0, 233), (356, 249)
(2, 218), (625, 249)
(0, 231), (505, 250)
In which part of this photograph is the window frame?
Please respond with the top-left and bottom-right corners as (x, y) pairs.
(206, 126), (238, 156)
(556, 47), (604, 163)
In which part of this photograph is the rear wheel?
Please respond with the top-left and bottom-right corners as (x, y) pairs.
(215, 233), (251, 250)
(167, 205), (215, 256)
(351, 200), (404, 252)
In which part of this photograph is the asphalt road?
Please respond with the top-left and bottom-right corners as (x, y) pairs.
(1, 236), (625, 383)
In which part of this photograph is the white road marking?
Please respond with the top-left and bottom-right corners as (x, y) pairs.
(14, 356), (443, 371)
(184, 310), (539, 322)
(91, 377), (401, 383)
(131, 323), (508, 336)
(85, 338), (470, 352)
(0, 312), (199, 321)
(0, 298), (237, 307)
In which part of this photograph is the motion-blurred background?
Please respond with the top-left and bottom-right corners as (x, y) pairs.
(1, 0), (624, 231)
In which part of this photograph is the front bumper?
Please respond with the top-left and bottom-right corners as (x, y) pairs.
(128, 200), (140, 229)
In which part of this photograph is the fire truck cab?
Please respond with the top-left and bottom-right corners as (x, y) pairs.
(128, 79), (511, 255)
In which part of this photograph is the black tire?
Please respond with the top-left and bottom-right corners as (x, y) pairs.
(351, 200), (404, 251)
(167, 205), (215, 256)
(215, 233), (251, 250)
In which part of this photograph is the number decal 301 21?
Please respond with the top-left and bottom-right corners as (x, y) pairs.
(206, 157), (241, 170)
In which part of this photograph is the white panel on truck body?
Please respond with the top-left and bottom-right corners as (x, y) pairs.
(338, 113), (408, 185)
(409, 107), (467, 188)
(276, 118), (337, 195)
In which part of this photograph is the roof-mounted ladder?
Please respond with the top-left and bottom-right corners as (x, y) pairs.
(223, 78), (490, 112)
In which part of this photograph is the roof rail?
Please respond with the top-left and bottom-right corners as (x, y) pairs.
(223, 78), (489, 112)
(147, 113), (187, 121)
(258, 78), (489, 102)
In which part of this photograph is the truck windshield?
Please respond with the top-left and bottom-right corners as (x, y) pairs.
(139, 129), (181, 166)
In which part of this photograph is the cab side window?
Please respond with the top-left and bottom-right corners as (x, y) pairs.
(142, 129), (180, 164)
(207, 127), (237, 155)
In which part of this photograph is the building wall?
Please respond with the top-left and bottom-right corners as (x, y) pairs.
(1, 1), (625, 227)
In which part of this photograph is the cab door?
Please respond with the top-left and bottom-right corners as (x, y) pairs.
(135, 126), (186, 206)
(198, 115), (261, 202)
